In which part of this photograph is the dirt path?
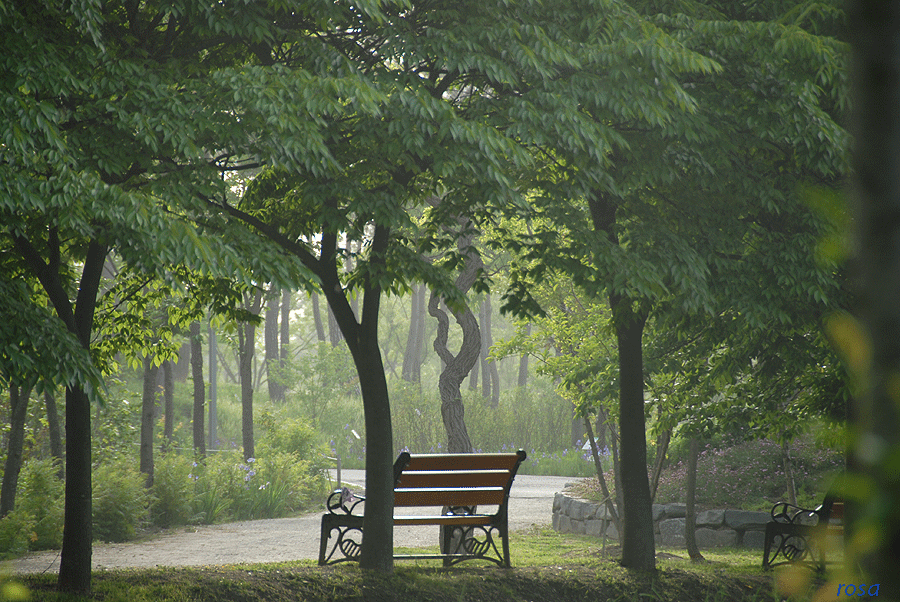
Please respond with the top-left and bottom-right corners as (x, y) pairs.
(3, 473), (572, 575)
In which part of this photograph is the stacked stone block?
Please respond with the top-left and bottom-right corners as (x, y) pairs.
(552, 493), (770, 549)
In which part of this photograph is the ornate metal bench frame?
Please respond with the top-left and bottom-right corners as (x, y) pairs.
(318, 450), (526, 568)
(762, 496), (843, 570)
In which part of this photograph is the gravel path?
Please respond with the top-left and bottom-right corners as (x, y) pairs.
(4, 472), (574, 575)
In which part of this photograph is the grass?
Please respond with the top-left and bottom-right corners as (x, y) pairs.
(8, 528), (842, 602)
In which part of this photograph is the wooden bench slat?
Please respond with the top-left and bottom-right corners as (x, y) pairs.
(402, 452), (524, 472)
(393, 514), (495, 526)
(394, 487), (506, 507)
(395, 470), (513, 489)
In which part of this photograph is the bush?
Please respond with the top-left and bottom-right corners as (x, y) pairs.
(93, 458), (150, 542)
(190, 450), (328, 523)
(0, 508), (34, 560)
(652, 436), (844, 510)
(150, 453), (196, 528)
(15, 458), (64, 550)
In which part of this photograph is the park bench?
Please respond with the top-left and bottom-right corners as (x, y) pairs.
(318, 449), (527, 567)
(762, 495), (844, 570)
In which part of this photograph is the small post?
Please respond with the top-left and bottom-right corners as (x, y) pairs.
(336, 454), (342, 490)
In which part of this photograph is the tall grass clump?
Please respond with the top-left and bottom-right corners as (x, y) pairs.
(92, 458), (150, 542)
(150, 452), (196, 528)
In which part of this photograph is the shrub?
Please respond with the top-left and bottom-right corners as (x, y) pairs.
(93, 458), (149, 542)
(0, 509), (34, 560)
(150, 453), (196, 528)
(652, 436), (844, 510)
(190, 450), (328, 523)
(15, 458), (64, 550)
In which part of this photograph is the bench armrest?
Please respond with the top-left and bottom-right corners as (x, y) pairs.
(326, 487), (365, 516)
(770, 501), (823, 526)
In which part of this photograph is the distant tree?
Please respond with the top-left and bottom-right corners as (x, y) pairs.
(190, 321), (206, 457)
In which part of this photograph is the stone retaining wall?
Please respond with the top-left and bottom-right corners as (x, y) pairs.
(552, 492), (770, 549)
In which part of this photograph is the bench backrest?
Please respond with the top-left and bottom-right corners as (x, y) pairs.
(392, 450), (527, 509)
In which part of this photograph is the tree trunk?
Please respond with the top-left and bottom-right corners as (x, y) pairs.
(685, 437), (704, 561)
(479, 296), (500, 407)
(428, 291), (479, 454)
(239, 290), (263, 461)
(317, 225), (395, 573)
(614, 306), (655, 571)
(280, 288), (291, 383)
(584, 416), (621, 537)
(265, 288), (281, 402)
(190, 321), (206, 456)
(208, 322), (218, 449)
(162, 359), (174, 449)
(402, 284), (426, 384)
(173, 340), (191, 381)
(141, 357), (159, 487)
(1, 383), (32, 517)
(517, 323), (531, 393)
(56, 240), (107, 594)
(45, 388), (64, 477)
(781, 438), (797, 506)
(311, 292), (327, 343)
(328, 304), (343, 347)
(649, 428), (671, 503)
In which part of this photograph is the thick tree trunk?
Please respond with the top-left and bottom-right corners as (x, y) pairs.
(614, 307), (655, 571)
(685, 438), (704, 561)
(162, 359), (174, 448)
(1, 384), (32, 517)
(141, 357), (159, 487)
(56, 240), (107, 594)
(428, 292), (479, 454)
(190, 321), (206, 456)
(239, 290), (263, 461)
(318, 225), (395, 573)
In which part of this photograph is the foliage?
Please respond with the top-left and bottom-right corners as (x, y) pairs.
(271, 343), (359, 428)
(0, 508), (34, 561)
(189, 450), (328, 523)
(150, 454), (196, 529)
(13, 458), (64, 551)
(92, 459), (150, 543)
(574, 436), (844, 511)
(0, 459), (65, 558)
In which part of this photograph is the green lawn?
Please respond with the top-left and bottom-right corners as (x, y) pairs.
(8, 529), (841, 602)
